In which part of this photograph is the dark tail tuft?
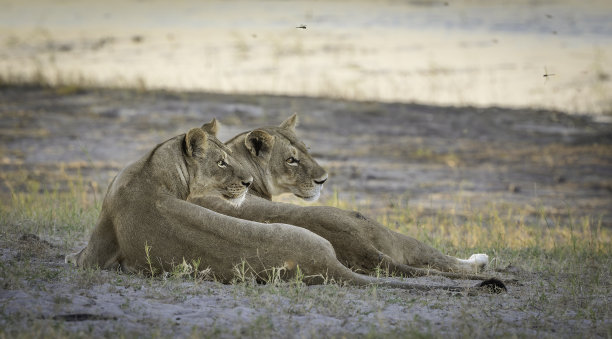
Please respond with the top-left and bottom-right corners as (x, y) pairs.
(476, 278), (507, 293)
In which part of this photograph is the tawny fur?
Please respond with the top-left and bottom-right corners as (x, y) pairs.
(193, 115), (493, 280)
(66, 122), (493, 292)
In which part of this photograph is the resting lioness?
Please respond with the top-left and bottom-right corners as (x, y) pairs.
(65, 127), (254, 271)
(67, 123), (501, 292)
(193, 115), (494, 280)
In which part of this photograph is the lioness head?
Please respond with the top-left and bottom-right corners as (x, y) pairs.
(226, 114), (328, 201)
(185, 119), (253, 207)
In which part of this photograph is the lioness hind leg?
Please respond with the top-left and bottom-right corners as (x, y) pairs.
(67, 216), (121, 270)
(377, 251), (493, 280)
(65, 248), (83, 265)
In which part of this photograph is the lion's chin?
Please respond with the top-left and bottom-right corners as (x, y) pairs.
(295, 191), (321, 202)
(225, 192), (246, 208)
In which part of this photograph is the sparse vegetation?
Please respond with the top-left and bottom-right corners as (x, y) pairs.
(1, 165), (610, 337)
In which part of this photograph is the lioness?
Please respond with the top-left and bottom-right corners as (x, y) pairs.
(66, 124), (501, 291)
(193, 115), (494, 280)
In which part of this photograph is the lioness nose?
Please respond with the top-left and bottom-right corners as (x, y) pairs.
(242, 177), (253, 188)
(314, 174), (328, 185)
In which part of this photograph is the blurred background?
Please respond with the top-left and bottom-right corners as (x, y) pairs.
(1, 0), (611, 118)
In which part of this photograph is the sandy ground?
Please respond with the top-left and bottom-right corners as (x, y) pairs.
(0, 234), (540, 338)
(0, 236), (538, 338)
(0, 87), (611, 337)
(1, 0), (611, 116)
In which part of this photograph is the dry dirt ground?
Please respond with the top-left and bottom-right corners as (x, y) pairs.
(1, 86), (611, 337)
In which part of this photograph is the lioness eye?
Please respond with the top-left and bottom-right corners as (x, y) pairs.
(286, 157), (300, 166)
(217, 160), (227, 168)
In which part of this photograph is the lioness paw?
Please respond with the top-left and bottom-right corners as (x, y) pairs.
(468, 253), (489, 268)
(457, 253), (489, 271)
(65, 252), (78, 265)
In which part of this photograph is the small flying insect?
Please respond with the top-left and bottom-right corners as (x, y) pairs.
(543, 67), (556, 80)
(296, 25), (307, 29)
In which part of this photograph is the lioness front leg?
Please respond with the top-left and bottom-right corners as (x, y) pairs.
(124, 196), (340, 282)
(192, 194), (491, 279)
(156, 197), (503, 292)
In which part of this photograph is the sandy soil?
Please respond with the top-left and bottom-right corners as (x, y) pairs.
(0, 86), (610, 337)
(0, 233), (538, 338)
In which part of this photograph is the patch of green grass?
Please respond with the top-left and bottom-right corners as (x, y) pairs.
(319, 191), (610, 260)
(0, 170), (101, 248)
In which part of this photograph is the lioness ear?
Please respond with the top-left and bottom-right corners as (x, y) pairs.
(279, 113), (298, 131)
(185, 128), (207, 157)
(245, 129), (275, 160)
(201, 118), (219, 137)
